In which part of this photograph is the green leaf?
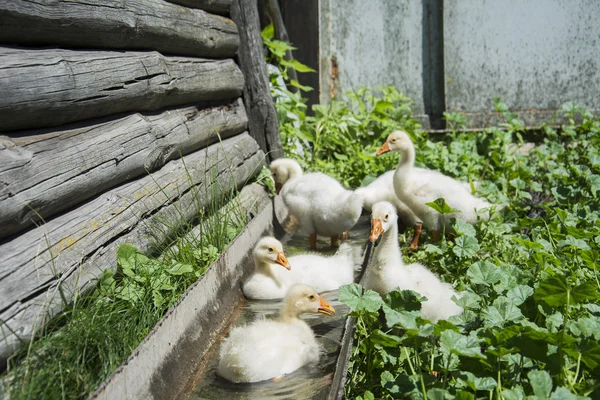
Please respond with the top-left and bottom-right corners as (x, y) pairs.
(461, 371), (497, 391)
(290, 79), (314, 92)
(482, 297), (524, 327)
(513, 237), (545, 251)
(506, 285), (534, 306)
(453, 292), (482, 310)
(116, 283), (145, 303)
(501, 387), (525, 400)
(167, 262), (194, 276)
(373, 101), (395, 113)
(426, 198), (459, 214)
(281, 58), (316, 73)
(588, 174), (600, 195)
(569, 317), (600, 339)
(453, 235), (480, 258)
(261, 23), (274, 40)
(427, 388), (448, 400)
(558, 236), (590, 251)
(549, 387), (589, 400)
(467, 261), (503, 286)
(527, 370), (553, 400)
(371, 329), (402, 346)
(534, 275), (570, 307)
(577, 339), (600, 371)
(363, 390), (374, 400)
(453, 219), (477, 237)
(571, 281), (600, 304)
(440, 330), (485, 359)
(338, 284), (383, 313)
(380, 371), (400, 394)
(153, 290), (165, 308)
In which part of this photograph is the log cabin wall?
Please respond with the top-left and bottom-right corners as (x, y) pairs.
(0, 0), (280, 367)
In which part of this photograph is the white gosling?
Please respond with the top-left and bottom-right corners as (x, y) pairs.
(354, 171), (420, 227)
(363, 202), (463, 322)
(377, 130), (492, 248)
(218, 284), (335, 383)
(242, 237), (356, 300)
(270, 158), (363, 249)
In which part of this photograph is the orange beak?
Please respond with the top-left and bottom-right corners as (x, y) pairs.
(376, 141), (390, 156)
(369, 219), (384, 242)
(275, 251), (291, 270)
(318, 297), (335, 316)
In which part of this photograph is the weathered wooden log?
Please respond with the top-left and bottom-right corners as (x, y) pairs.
(0, 0), (238, 58)
(164, 0), (232, 15)
(0, 99), (248, 240)
(0, 132), (265, 366)
(0, 47), (245, 132)
(231, 0), (284, 161)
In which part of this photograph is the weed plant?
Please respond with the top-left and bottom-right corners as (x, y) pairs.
(3, 158), (251, 399)
(264, 27), (600, 399)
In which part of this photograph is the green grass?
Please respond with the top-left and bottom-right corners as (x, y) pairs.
(2, 157), (252, 399)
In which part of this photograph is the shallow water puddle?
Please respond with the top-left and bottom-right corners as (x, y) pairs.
(184, 216), (371, 400)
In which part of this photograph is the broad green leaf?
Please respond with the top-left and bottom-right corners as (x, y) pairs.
(153, 290), (164, 308)
(261, 23), (274, 40)
(453, 235), (480, 258)
(385, 289), (424, 312)
(577, 339), (600, 371)
(116, 283), (145, 303)
(290, 79), (314, 92)
(467, 261), (503, 286)
(167, 262), (194, 276)
(569, 317), (600, 339)
(453, 219), (477, 237)
(461, 371), (497, 391)
(534, 275), (570, 307)
(571, 281), (600, 304)
(506, 285), (534, 306)
(453, 292), (482, 310)
(426, 198), (459, 214)
(338, 284), (383, 312)
(281, 58), (316, 73)
(455, 391), (475, 400)
(588, 174), (600, 195)
(513, 237), (545, 251)
(373, 101), (395, 113)
(482, 297), (523, 327)
(440, 330), (485, 359)
(527, 370), (553, 400)
(501, 387), (525, 400)
(558, 236), (590, 251)
(363, 390), (374, 400)
(427, 388), (448, 400)
(370, 329), (403, 347)
(550, 387), (588, 399)
(380, 371), (399, 394)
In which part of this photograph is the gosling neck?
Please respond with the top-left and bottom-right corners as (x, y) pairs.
(254, 255), (284, 287)
(394, 144), (416, 180)
(286, 162), (303, 182)
(373, 220), (403, 269)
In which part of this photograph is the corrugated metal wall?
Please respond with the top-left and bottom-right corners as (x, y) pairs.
(319, 0), (600, 129)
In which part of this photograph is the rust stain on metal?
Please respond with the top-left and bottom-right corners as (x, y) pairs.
(329, 55), (338, 100)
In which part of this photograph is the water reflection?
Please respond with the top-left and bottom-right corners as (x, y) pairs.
(185, 217), (370, 400)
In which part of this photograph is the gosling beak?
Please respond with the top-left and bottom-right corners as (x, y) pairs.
(376, 141), (390, 156)
(275, 181), (282, 195)
(275, 251), (291, 270)
(318, 297), (335, 316)
(369, 219), (384, 242)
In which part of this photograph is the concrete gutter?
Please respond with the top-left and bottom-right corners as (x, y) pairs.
(90, 184), (272, 400)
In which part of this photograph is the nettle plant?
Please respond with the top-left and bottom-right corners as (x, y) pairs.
(340, 105), (600, 399)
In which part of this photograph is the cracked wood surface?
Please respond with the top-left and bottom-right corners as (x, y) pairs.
(231, 0), (283, 161)
(0, 47), (245, 132)
(164, 0), (232, 15)
(0, 132), (265, 366)
(0, 0), (238, 58)
(0, 99), (248, 240)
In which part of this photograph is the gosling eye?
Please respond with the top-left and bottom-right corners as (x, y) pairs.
(268, 247), (274, 253)
(308, 295), (315, 301)
(391, 138), (397, 143)
(384, 214), (389, 221)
